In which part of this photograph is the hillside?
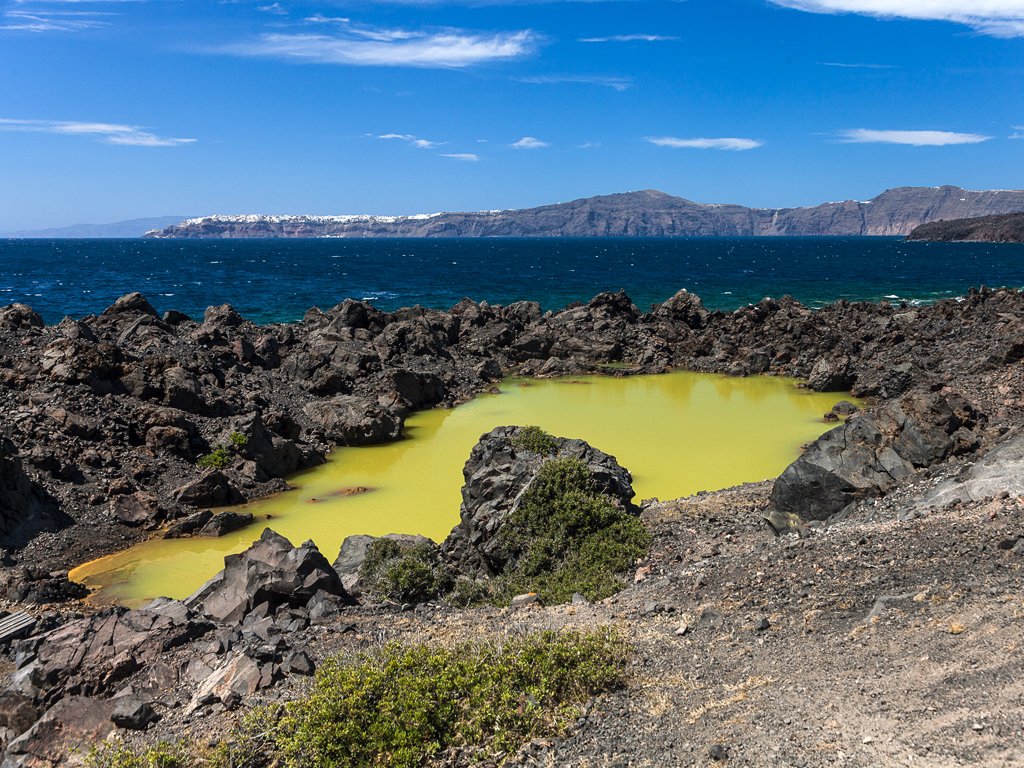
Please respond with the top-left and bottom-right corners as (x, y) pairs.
(905, 211), (1024, 242)
(143, 186), (1024, 239)
(2, 216), (192, 239)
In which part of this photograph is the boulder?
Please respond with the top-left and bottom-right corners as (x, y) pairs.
(808, 355), (852, 392)
(655, 289), (709, 329)
(110, 697), (156, 730)
(915, 429), (1024, 510)
(765, 392), (983, 532)
(23, 607), (209, 704)
(0, 304), (43, 331)
(108, 492), (162, 527)
(102, 292), (158, 318)
(4, 697), (116, 765)
(303, 396), (402, 446)
(184, 529), (355, 624)
(162, 510), (213, 538)
(172, 470), (244, 508)
(204, 303), (244, 327)
(223, 412), (302, 479)
(332, 534), (378, 594)
(0, 692), (41, 737)
(0, 436), (53, 542)
(441, 426), (636, 577)
(197, 511), (253, 538)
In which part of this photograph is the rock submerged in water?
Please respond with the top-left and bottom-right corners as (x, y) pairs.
(765, 391), (983, 532)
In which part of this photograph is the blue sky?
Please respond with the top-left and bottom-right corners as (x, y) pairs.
(1, 0), (1023, 230)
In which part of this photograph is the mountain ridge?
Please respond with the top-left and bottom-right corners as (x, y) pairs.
(144, 186), (1024, 239)
(2, 216), (193, 239)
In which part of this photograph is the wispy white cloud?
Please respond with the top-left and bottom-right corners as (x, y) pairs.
(767, 1), (1024, 38)
(838, 128), (992, 146)
(0, 118), (195, 146)
(516, 73), (631, 91)
(258, 3), (287, 14)
(578, 34), (678, 42)
(645, 136), (763, 151)
(1008, 125), (1023, 139)
(1, 10), (111, 31)
(821, 61), (895, 68)
(301, 14), (351, 25)
(218, 27), (539, 68)
(380, 133), (446, 148)
(440, 153), (478, 161)
(511, 136), (548, 149)
(578, 141), (601, 148)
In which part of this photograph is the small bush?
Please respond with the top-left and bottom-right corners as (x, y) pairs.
(445, 578), (492, 608)
(510, 426), (559, 456)
(86, 740), (189, 768)
(229, 431), (248, 449)
(196, 446), (232, 470)
(495, 458), (651, 606)
(276, 628), (628, 768)
(360, 539), (453, 604)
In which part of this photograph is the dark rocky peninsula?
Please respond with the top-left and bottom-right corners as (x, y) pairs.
(905, 211), (1024, 242)
(143, 185), (1024, 239)
(2, 285), (1024, 766)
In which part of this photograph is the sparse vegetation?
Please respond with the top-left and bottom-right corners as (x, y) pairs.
(494, 457), (651, 606)
(359, 539), (454, 604)
(84, 630), (629, 768)
(196, 431), (247, 470)
(510, 425), (559, 456)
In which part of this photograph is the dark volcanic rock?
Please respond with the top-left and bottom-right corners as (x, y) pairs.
(172, 470), (244, 508)
(184, 529), (355, 624)
(441, 426), (637, 577)
(0, 436), (55, 545)
(905, 211), (1024, 243)
(303, 396), (403, 446)
(197, 511), (253, 538)
(4, 696), (116, 766)
(765, 392), (983, 531)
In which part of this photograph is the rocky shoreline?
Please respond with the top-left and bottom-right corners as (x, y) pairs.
(2, 285), (1024, 765)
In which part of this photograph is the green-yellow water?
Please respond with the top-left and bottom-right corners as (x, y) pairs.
(72, 371), (856, 606)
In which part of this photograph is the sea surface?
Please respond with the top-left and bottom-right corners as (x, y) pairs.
(3, 237), (1024, 324)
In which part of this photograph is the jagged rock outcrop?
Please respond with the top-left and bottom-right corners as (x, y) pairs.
(441, 426), (637, 577)
(144, 186), (1024, 239)
(765, 392), (984, 532)
(915, 428), (1024, 510)
(0, 437), (54, 545)
(905, 211), (1024, 243)
(184, 529), (356, 624)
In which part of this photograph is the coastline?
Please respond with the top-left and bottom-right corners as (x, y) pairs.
(2, 285), (1024, 764)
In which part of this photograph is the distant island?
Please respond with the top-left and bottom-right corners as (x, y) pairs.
(144, 185), (1024, 239)
(905, 211), (1024, 243)
(2, 216), (192, 239)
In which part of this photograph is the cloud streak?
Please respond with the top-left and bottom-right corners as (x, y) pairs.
(1, 10), (111, 31)
(767, 1), (1024, 37)
(578, 34), (678, 42)
(0, 118), (195, 146)
(516, 73), (631, 90)
(380, 133), (447, 148)
(838, 128), (992, 146)
(511, 136), (547, 149)
(218, 27), (539, 68)
(645, 136), (763, 151)
(440, 153), (478, 161)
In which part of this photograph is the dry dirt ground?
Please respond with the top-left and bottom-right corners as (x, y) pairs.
(102, 466), (1024, 768)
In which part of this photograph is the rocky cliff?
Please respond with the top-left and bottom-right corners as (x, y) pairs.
(905, 211), (1024, 242)
(144, 186), (1024, 239)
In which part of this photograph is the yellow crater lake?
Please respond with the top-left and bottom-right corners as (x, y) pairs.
(72, 371), (857, 606)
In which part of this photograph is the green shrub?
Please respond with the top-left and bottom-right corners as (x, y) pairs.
(445, 578), (492, 608)
(360, 539), (453, 604)
(510, 426), (559, 456)
(86, 740), (189, 768)
(494, 458), (651, 606)
(196, 446), (232, 470)
(229, 431), (248, 449)
(276, 628), (628, 768)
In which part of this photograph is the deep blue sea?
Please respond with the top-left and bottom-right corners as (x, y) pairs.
(2, 237), (1023, 325)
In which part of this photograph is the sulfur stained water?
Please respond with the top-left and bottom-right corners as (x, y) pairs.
(71, 371), (857, 607)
